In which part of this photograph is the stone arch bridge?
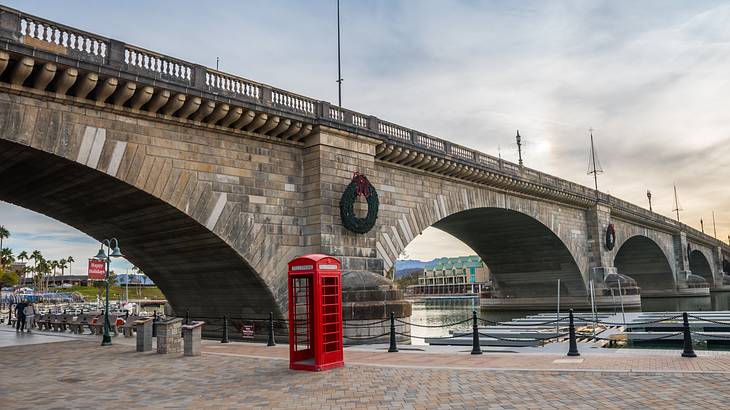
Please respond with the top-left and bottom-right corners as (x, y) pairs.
(0, 7), (728, 317)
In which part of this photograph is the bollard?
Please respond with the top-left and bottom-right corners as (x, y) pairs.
(185, 310), (190, 325)
(681, 312), (696, 358)
(471, 310), (482, 355)
(152, 311), (158, 338)
(567, 309), (580, 357)
(267, 312), (276, 346)
(221, 315), (230, 343)
(388, 312), (398, 353)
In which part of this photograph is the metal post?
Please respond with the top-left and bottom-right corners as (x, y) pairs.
(471, 310), (482, 355)
(556, 279), (561, 337)
(101, 256), (112, 346)
(567, 309), (580, 357)
(221, 315), (230, 344)
(185, 309), (190, 325)
(617, 278), (626, 325)
(388, 312), (398, 353)
(589, 280), (597, 340)
(267, 312), (276, 346)
(681, 312), (696, 358)
(152, 310), (158, 337)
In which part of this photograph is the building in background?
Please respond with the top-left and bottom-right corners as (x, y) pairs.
(407, 256), (490, 299)
(116, 273), (155, 286)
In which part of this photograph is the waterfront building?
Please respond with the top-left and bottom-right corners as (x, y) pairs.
(419, 256), (489, 285)
(407, 256), (490, 298)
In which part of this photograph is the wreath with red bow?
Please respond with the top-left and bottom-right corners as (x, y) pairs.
(605, 224), (616, 251)
(340, 173), (379, 234)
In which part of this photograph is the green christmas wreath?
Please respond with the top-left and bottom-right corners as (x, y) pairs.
(340, 173), (379, 234)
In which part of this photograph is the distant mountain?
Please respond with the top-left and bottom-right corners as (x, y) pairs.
(394, 259), (433, 278)
(395, 259), (430, 271)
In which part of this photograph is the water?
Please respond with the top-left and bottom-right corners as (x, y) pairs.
(408, 292), (730, 344)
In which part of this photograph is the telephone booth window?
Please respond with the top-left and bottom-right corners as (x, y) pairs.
(292, 276), (312, 352)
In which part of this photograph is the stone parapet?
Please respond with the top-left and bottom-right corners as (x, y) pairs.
(182, 321), (204, 357)
(156, 318), (183, 354)
(135, 318), (153, 352)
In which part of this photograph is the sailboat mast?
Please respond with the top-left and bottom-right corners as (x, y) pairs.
(590, 132), (599, 194)
(673, 184), (681, 222)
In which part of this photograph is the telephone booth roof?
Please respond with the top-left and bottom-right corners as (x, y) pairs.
(288, 254), (341, 274)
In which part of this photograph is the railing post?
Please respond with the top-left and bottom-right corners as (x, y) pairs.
(567, 309), (580, 357)
(681, 312), (696, 358)
(317, 101), (331, 119)
(221, 315), (230, 344)
(267, 312), (276, 347)
(192, 64), (207, 89)
(0, 9), (21, 42)
(261, 86), (273, 107)
(367, 115), (379, 132)
(151, 310), (158, 338)
(471, 310), (482, 355)
(184, 309), (190, 325)
(107, 39), (126, 70)
(388, 312), (398, 353)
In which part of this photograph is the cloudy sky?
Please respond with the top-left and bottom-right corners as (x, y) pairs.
(1, 0), (729, 267)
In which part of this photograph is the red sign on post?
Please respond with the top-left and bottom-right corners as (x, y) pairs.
(88, 259), (106, 280)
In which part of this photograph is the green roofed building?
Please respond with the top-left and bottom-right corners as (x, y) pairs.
(419, 255), (489, 286)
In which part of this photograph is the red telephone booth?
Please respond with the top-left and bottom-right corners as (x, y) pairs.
(288, 254), (344, 371)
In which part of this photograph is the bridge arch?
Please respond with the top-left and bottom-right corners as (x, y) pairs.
(613, 235), (676, 292)
(0, 114), (297, 318)
(432, 208), (586, 297)
(374, 183), (591, 297)
(689, 249), (714, 284)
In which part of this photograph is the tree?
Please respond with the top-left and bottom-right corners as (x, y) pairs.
(0, 247), (14, 268)
(0, 266), (19, 287)
(58, 259), (68, 283)
(30, 250), (42, 289)
(66, 256), (74, 276)
(91, 270), (117, 300)
(0, 225), (8, 252)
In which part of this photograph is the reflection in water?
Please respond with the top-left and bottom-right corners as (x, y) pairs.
(408, 292), (730, 344)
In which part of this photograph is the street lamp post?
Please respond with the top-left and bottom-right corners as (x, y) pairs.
(646, 190), (652, 212)
(93, 238), (122, 346)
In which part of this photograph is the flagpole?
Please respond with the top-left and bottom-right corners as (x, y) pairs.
(337, 0), (342, 108)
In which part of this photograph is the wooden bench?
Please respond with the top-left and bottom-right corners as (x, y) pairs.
(89, 315), (121, 336)
(122, 315), (140, 337)
(49, 314), (65, 331)
(35, 314), (50, 330)
(68, 314), (91, 334)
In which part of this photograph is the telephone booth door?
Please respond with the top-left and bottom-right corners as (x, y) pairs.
(289, 274), (313, 367)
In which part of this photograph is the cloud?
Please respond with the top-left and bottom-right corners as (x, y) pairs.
(2, 0), (729, 261)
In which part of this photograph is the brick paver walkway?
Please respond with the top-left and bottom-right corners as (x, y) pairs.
(205, 343), (730, 373)
(2, 338), (730, 409)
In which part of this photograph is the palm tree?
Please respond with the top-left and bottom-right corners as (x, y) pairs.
(0, 225), (9, 252)
(47, 259), (58, 290)
(30, 250), (42, 288)
(1, 247), (14, 268)
(66, 256), (75, 276)
(58, 258), (68, 282)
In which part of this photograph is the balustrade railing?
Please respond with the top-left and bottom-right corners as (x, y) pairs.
(124, 46), (192, 83)
(271, 89), (315, 114)
(413, 133), (445, 152)
(206, 70), (261, 100)
(19, 15), (108, 58)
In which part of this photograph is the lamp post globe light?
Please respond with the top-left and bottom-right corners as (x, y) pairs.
(93, 238), (122, 346)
